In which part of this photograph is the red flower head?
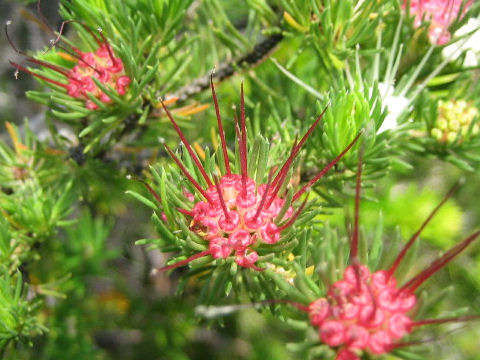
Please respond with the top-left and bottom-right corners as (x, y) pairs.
(291, 153), (480, 359)
(143, 77), (362, 273)
(7, 17), (130, 110)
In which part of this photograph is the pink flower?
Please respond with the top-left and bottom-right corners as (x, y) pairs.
(309, 265), (415, 355)
(404, 0), (473, 44)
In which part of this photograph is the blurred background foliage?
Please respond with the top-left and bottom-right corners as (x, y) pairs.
(0, 0), (480, 359)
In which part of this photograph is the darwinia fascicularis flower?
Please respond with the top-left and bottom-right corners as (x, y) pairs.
(144, 78), (362, 272)
(7, 9), (130, 110)
(404, 0), (473, 45)
(287, 155), (480, 360)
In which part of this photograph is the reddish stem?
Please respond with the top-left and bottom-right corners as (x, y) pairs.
(210, 75), (231, 175)
(161, 101), (213, 187)
(292, 130), (363, 202)
(388, 182), (460, 276)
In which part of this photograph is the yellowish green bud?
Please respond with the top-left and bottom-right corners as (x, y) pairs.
(446, 132), (457, 144)
(431, 128), (443, 141)
(433, 99), (479, 144)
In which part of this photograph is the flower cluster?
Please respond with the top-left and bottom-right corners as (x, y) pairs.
(431, 99), (479, 143)
(189, 174), (293, 269)
(152, 79), (362, 272)
(64, 43), (131, 110)
(9, 25), (130, 110)
(308, 265), (415, 358)
(404, 0), (473, 44)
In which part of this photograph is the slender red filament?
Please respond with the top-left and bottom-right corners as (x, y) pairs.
(161, 101), (213, 187)
(6, 7), (100, 75)
(233, 115), (244, 176)
(35, 0), (101, 46)
(56, 44), (101, 74)
(239, 83), (248, 195)
(164, 145), (213, 204)
(5, 23), (27, 56)
(10, 61), (68, 89)
(293, 130), (363, 202)
(254, 171), (274, 219)
(401, 230), (480, 292)
(210, 76), (231, 175)
(412, 315), (480, 327)
(351, 148), (363, 262)
(270, 107), (327, 190)
(26, 58), (70, 77)
(250, 263), (265, 272)
(277, 195), (309, 232)
(97, 30), (118, 65)
(389, 182), (460, 276)
(177, 208), (194, 216)
(233, 112), (248, 197)
(130, 176), (162, 204)
(49, 18), (102, 48)
(158, 250), (211, 272)
(264, 138), (298, 209)
(213, 175), (231, 222)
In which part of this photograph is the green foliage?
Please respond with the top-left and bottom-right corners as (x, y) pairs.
(0, 270), (45, 350)
(358, 183), (463, 249)
(0, 214), (46, 351)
